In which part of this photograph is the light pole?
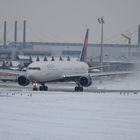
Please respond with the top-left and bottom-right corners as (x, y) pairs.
(97, 17), (104, 68)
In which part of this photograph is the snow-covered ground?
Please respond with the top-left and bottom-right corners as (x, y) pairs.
(0, 91), (140, 140)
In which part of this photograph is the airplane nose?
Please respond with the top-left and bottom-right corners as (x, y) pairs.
(28, 74), (35, 80)
(27, 71), (38, 81)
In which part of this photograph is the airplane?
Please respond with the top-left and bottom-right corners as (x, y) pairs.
(17, 29), (136, 91)
(17, 29), (92, 91)
(0, 60), (21, 71)
(0, 69), (25, 82)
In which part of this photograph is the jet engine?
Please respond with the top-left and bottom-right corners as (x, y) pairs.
(79, 75), (92, 87)
(18, 75), (30, 86)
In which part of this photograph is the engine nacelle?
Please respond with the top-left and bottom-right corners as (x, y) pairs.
(79, 75), (92, 87)
(18, 75), (30, 86)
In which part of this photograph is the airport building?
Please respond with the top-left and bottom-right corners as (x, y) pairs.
(0, 21), (140, 69)
(1, 42), (138, 61)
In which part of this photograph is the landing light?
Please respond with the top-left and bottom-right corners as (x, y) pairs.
(32, 82), (38, 86)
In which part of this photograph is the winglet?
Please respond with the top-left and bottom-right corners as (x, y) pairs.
(80, 28), (89, 62)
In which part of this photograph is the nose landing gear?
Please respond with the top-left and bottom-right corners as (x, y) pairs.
(33, 82), (38, 91)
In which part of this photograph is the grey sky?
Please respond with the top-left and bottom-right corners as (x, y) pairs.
(0, 0), (140, 44)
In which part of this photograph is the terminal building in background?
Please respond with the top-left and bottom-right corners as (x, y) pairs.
(0, 41), (139, 71)
(0, 42), (138, 61)
(0, 21), (140, 69)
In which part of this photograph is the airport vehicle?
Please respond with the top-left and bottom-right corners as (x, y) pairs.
(18, 29), (93, 91)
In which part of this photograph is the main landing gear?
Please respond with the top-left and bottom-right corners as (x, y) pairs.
(39, 84), (48, 91)
(75, 86), (83, 92)
(74, 82), (83, 92)
(33, 83), (48, 91)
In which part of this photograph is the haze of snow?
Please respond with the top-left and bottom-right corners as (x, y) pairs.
(96, 75), (140, 90)
(95, 66), (140, 90)
(0, 91), (140, 140)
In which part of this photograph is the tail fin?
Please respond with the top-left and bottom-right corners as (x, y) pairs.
(80, 29), (89, 62)
(80, 28), (89, 62)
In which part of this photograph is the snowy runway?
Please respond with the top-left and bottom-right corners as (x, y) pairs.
(0, 91), (140, 140)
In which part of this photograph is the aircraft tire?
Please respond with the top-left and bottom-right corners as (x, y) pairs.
(80, 87), (83, 92)
(39, 86), (44, 91)
(39, 86), (48, 91)
(75, 86), (83, 92)
(33, 87), (38, 91)
(44, 86), (48, 91)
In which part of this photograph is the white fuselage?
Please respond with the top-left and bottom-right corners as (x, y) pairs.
(27, 61), (89, 83)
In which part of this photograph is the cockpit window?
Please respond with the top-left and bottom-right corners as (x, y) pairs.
(28, 67), (41, 70)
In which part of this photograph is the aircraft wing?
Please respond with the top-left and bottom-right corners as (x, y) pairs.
(52, 70), (137, 82)
(59, 70), (137, 81)
(89, 65), (110, 70)
(88, 64), (113, 72)
(0, 69), (26, 81)
(89, 70), (136, 77)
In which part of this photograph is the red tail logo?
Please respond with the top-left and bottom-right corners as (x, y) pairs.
(80, 29), (89, 62)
